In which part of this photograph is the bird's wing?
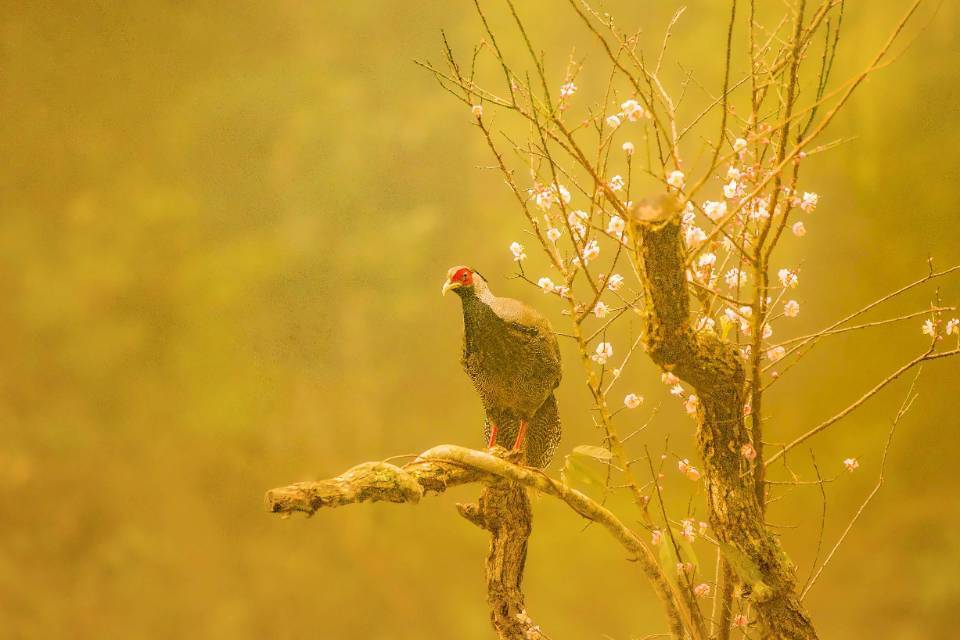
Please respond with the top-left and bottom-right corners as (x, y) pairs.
(490, 295), (562, 387)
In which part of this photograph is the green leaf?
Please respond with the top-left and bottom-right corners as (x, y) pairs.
(562, 453), (606, 488)
(718, 541), (764, 585)
(719, 315), (733, 341)
(571, 445), (614, 461)
(658, 530), (700, 584)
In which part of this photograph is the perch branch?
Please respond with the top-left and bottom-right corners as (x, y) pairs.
(266, 445), (687, 639)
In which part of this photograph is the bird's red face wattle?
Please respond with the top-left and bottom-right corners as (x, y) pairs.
(442, 266), (474, 296)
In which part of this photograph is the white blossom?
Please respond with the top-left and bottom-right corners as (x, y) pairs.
(741, 443), (757, 461)
(569, 209), (590, 223)
(546, 227), (561, 242)
(667, 170), (686, 190)
(537, 277), (555, 293)
(670, 384), (684, 396)
(606, 114), (622, 129)
(607, 215), (626, 236)
(471, 104), (483, 118)
(559, 81), (577, 97)
(800, 191), (819, 213)
(624, 393), (643, 409)
(609, 174), (625, 192)
(843, 457), (859, 472)
(922, 319), (936, 337)
(651, 529), (663, 545)
(767, 346), (786, 362)
(792, 221), (807, 237)
(684, 395), (700, 417)
(661, 372), (680, 385)
(510, 241), (527, 261)
(778, 268), (799, 288)
(723, 179), (739, 199)
(592, 342), (614, 364)
(607, 273), (625, 291)
(583, 239), (601, 262)
(726, 166), (742, 181)
(698, 252), (717, 268)
(946, 318), (959, 336)
(694, 583), (711, 598)
(684, 225), (707, 247)
(749, 198), (770, 220)
(621, 98), (645, 121)
(593, 301), (609, 318)
(703, 200), (727, 221)
(733, 137), (748, 153)
(570, 221), (587, 240)
(784, 300), (800, 318)
(725, 268), (747, 288)
(622, 141), (635, 155)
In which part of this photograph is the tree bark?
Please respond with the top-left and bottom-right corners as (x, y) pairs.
(629, 196), (818, 639)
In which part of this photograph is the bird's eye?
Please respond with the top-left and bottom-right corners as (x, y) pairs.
(461, 272), (469, 281)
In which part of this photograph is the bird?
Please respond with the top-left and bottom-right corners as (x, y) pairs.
(442, 265), (562, 467)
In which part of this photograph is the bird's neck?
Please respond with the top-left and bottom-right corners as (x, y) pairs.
(460, 288), (496, 336)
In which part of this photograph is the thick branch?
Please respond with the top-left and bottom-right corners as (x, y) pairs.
(627, 195), (745, 396)
(266, 445), (686, 639)
(628, 198), (818, 640)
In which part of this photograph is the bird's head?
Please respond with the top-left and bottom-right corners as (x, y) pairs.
(442, 265), (482, 298)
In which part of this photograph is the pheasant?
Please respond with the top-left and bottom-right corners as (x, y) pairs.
(442, 266), (562, 467)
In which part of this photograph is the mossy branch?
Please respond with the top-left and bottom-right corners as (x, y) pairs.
(266, 444), (687, 640)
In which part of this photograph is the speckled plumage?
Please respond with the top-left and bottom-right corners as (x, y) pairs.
(449, 269), (562, 467)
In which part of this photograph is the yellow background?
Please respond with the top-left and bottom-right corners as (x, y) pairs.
(2, 2), (958, 638)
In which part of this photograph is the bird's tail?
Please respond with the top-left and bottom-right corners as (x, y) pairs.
(525, 393), (561, 468)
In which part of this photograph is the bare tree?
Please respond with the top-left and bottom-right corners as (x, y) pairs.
(267, 1), (958, 638)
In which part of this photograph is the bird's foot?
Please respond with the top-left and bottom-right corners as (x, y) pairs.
(487, 423), (499, 449)
(511, 420), (528, 452)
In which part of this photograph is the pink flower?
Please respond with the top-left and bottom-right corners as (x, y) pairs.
(651, 529), (663, 545)
(733, 614), (749, 628)
(741, 443), (757, 461)
(792, 221), (807, 237)
(684, 394), (700, 417)
(624, 393), (644, 409)
(946, 318), (959, 335)
(694, 583), (711, 598)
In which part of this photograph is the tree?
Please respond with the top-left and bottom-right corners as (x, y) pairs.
(267, 2), (958, 637)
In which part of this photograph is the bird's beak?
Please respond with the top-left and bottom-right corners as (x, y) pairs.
(442, 280), (461, 296)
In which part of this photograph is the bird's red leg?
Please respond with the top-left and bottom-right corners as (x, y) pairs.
(487, 422), (499, 448)
(511, 420), (528, 451)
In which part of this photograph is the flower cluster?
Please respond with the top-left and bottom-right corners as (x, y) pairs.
(677, 458), (701, 481)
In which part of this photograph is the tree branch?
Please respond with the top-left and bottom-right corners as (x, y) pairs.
(266, 445), (686, 639)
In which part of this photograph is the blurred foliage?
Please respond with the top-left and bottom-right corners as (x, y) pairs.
(1, 2), (958, 639)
